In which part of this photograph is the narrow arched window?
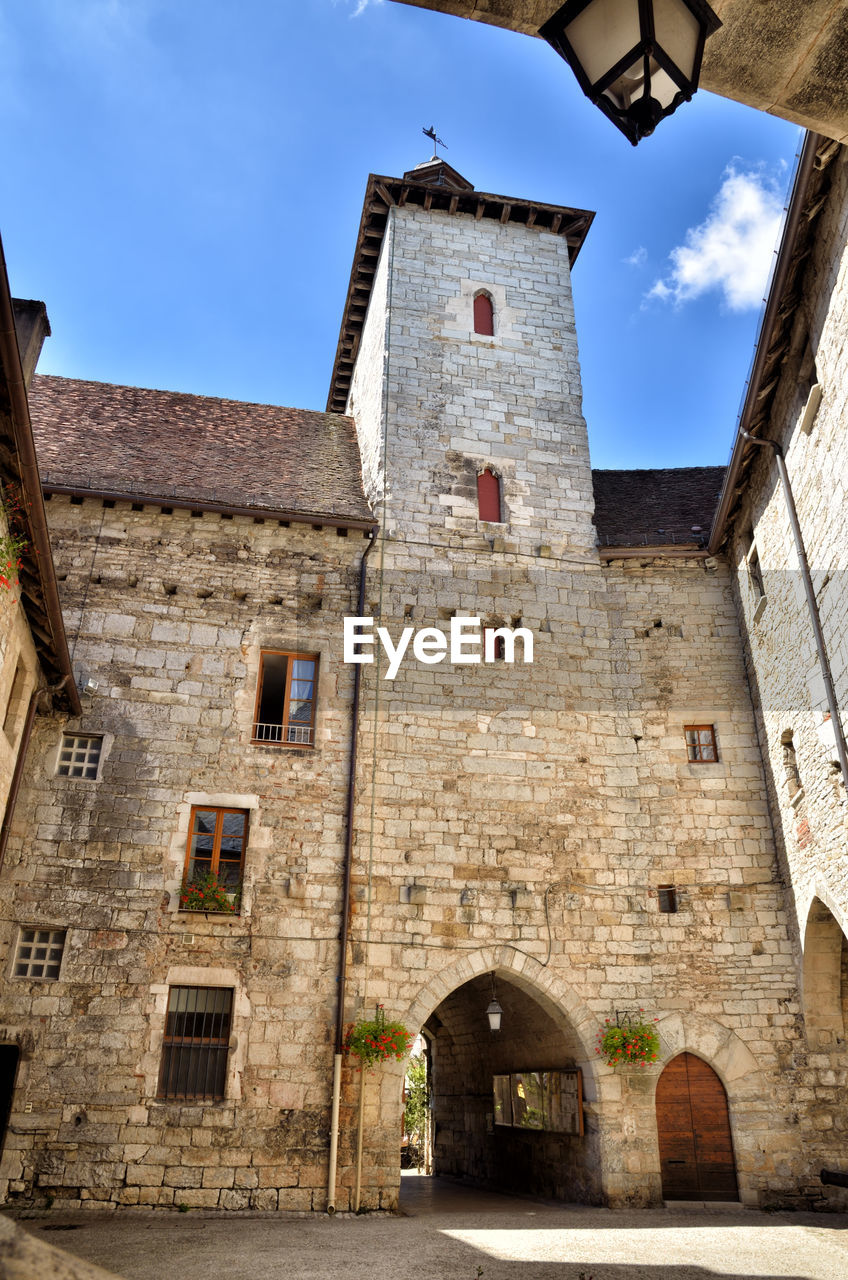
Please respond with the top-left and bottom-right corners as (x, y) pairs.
(477, 468), (501, 522)
(473, 293), (494, 336)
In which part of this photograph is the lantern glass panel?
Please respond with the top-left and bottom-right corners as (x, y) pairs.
(602, 54), (647, 112)
(653, 0), (701, 81)
(565, 0), (641, 87)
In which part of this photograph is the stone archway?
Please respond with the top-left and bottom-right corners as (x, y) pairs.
(401, 947), (605, 1204)
(802, 896), (848, 1050)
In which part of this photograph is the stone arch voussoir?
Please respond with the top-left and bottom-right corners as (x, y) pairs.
(403, 945), (601, 1096)
(653, 1011), (765, 1104)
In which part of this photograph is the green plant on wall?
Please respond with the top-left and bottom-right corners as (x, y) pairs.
(596, 1011), (660, 1067)
(347, 1004), (413, 1069)
(0, 483), (27, 592)
(180, 870), (240, 913)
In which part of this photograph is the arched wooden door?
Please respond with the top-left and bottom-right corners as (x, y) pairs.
(656, 1053), (738, 1201)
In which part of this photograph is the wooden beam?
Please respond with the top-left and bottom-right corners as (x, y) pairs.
(500, 203), (512, 224)
(374, 183), (396, 207)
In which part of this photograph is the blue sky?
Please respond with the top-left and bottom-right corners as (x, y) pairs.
(0, 0), (799, 469)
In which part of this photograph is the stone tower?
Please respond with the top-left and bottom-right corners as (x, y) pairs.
(330, 161), (799, 1209)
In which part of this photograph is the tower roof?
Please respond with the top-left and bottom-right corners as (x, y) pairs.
(327, 170), (594, 414)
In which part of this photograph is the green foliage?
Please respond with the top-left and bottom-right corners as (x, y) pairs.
(595, 1012), (660, 1067)
(180, 871), (240, 913)
(404, 1053), (427, 1141)
(347, 1004), (412, 1068)
(0, 483), (27, 592)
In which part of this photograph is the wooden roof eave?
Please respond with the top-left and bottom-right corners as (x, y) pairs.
(708, 132), (835, 555)
(326, 172), (595, 414)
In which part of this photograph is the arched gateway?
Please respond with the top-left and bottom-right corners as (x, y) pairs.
(402, 949), (603, 1203)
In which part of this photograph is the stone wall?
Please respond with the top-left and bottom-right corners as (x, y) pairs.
(726, 145), (848, 1206)
(0, 494), (372, 1210)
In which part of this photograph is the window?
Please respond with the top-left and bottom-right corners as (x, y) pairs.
(157, 986), (233, 1100)
(781, 731), (803, 804)
(745, 538), (766, 619)
(685, 724), (718, 763)
(56, 733), (103, 779)
(477, 469), (502, 522)
(183, 807), (248, 895)
(13, 928), (66, 980)
(657, 886), (678, 914)
(473, 292), (494, 336)
(253, 651), (318, 746)
(2, 658), (27, 746)
(483, 627), (506, 661)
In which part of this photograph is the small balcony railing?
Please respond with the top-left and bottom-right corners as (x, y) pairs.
(252, 721), (314, 746)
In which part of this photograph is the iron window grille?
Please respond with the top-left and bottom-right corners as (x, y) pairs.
(14, 928), (66, 980)
(684, 724), (718, 763)
(182, 807), (249, 907)
(252, 650), (318, 746)
(157, 986), (233, 1101)
(57, 734), (103, 779)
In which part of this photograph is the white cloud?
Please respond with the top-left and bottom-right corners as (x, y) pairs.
(624, 246), (647, 267)
(645, 166), (785, 312)
(350, 0), (384, 14)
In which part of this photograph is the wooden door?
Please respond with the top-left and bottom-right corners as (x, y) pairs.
(656, 1053), (738, 1201)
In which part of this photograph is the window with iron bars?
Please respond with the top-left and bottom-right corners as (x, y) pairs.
(56, 733), (103, 779)
(157, 986), (233, 1100)
(252, 651), (318, 746)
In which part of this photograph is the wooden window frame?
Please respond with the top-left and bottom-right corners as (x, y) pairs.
(157, 985), (233, 1101)
(684, 724), (719, 764)
(252, 649), (319, 747)
(182, 806), (249, 902)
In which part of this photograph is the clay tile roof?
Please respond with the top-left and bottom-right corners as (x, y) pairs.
(28, 374), (373, 526)
(592, 466), (726, 549)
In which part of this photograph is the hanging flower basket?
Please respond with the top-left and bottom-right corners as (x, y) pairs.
(0, 483), (28, 593)
(595, 1011), (660, 1068)
(347, 1004), (413, 1069)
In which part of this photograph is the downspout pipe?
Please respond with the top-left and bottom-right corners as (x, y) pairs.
(740, 430), (848, 786)
(327, 527), (377, 1215)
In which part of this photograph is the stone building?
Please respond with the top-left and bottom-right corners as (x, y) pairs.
(0, 238), (79, 1160)
(0, 144), (846, 1214)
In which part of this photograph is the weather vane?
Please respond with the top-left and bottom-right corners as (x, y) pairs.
(422, 125), (447, 159)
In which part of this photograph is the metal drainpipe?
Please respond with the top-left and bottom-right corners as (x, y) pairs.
(741, 430), (848, 784)
(327, 528), (376, 1215)
(0, 675), (71, 872)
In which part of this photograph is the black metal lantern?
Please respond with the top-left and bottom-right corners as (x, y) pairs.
(539, 0), (722, 145)
(486, 973), (503, 1032)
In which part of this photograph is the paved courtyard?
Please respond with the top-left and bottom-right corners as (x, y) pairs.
(5, 1177), (848, 1280)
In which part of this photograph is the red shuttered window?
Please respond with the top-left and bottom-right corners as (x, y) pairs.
(477, 469), (502, 523)
(473, 293), (494, 336)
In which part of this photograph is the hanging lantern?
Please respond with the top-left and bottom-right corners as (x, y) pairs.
(539, 0), (722, 145)
(486, 972), (503, 1032)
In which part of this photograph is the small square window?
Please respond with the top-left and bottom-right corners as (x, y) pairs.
(13, 928), (66, 980)
(57, 734), (103, 779)
(657, 886), (678, 914)
(685, 724), (718, 763)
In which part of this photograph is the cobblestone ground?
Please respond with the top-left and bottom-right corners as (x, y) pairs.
(8, 1178), (848, 1280)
